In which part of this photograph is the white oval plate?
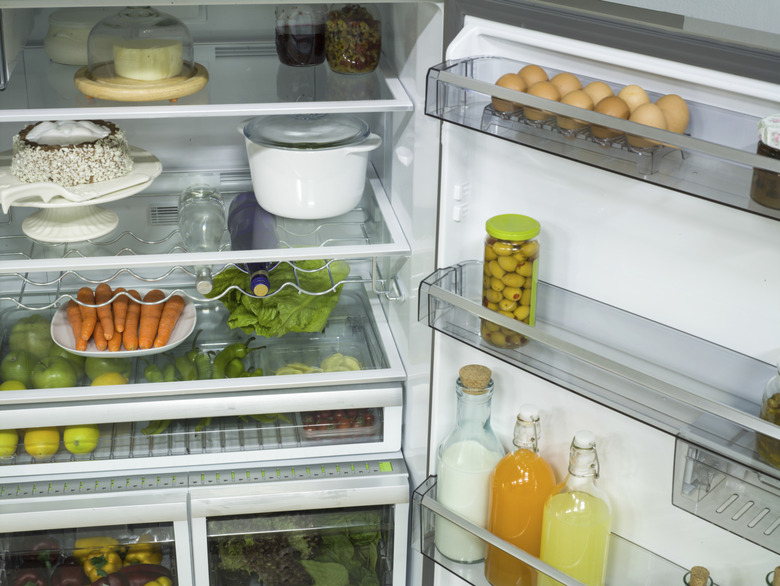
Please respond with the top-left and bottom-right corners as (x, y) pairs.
(51, 292), (196, 357)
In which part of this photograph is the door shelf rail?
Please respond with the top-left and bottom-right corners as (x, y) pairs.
(418, 261), (780, 483)
(425, 56), (780, 222)
(412, 476), (691, 586)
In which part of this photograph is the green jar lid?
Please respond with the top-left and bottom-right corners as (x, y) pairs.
(486, 214), (540, 241)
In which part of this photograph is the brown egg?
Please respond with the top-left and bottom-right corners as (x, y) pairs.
(627, 102), (668, 148)
(492, 73), (527, 112)
(556, 90), (594, 132)
(583, 81), (613, 105)
(655, 94), (689, 134)
(518, 64), (548, 87)
(617, 84), (650, 113)
(550, 72), (582, 98)
(592, 96), (630, 139)
(525, 81), (561, 121)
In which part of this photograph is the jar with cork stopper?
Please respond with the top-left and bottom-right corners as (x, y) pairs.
(767, 566), (780, 586)
(683, 566), (713, 586)
(435, 364), (506, 563)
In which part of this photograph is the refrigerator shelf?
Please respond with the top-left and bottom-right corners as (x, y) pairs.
(426, 56), (780, 222)
(0, 44), (412, 120)
(0, 286), (407, 430)
(412, 475), (693, 586)
(418, 262), (780, 483)
(0, 166), (409, 283)
(0, 408), (391, 476)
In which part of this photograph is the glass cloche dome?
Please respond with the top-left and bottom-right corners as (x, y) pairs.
(87, 6), (194, 82)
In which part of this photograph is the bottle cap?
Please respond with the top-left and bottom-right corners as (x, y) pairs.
(486, 214), (540, 241)
(573, 429), (596, 449)
(758, 114), (780, 150)
(458, 364), (492, 394)
(251, 271), (270, 297)
(517, 404), (540, 422)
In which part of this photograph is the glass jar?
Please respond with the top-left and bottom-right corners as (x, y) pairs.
(481, 214), (540, 349)
(750, 113), (780, 209)
(87, 6), (194, 82)
(275, 4), (327, 67)
(757, 363), (780, 469)
(435, 365), (505, 564)
(325, 3), (382, 74)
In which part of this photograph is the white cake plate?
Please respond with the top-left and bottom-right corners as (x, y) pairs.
(0, 146), (162, 243)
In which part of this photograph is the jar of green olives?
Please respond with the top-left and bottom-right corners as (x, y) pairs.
(757, 362), (780, 469)
(481, 214), (540, 348)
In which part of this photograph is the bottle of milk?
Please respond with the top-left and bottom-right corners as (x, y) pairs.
(435, 364), (505, 563)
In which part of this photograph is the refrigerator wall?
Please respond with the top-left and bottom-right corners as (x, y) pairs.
(426, 15), (780, 586)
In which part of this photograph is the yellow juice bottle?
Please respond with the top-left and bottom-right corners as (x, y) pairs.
(539, 431), (612, 586)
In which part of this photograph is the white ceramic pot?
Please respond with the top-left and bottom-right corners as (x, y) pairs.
(240, 114), (382, 220)
(44, 8), (113, 66)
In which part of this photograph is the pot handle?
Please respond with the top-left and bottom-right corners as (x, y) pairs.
(346, 133), (382, 155)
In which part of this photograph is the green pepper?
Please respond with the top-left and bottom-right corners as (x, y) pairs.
(225, 358), (246, 378)
(175, 356), (197, 381)
(186, 330), (204, 362)
(194, 351), (213, 379)
(141, 419), (171, 435)
(212, 339), (263, 379)
(144, 363), (163, 383)
(162, 362), (178, 382)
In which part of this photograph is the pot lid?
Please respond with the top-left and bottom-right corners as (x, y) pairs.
(242, 114), (370, 150)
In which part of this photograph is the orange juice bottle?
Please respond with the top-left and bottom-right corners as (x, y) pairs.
(485, 405), (556, 586)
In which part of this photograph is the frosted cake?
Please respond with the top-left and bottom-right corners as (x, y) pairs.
(11, 120), (133, 187)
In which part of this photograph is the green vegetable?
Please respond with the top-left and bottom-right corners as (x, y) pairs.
(144, 362), (163, 383)
(175, 355), (197, 381)
(209, 260), (350, 338)
(212, 339), (261, 379)
(162, 362), (177, 382)
(301, 560), (350, 586)
(194, 351), (213, 379)
(141, 420), (170, 435)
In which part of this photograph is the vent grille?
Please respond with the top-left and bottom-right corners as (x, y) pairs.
(149, 205), (178, 225)
(215, 44), (276, 58)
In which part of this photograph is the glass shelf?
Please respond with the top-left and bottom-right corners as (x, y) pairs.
(0, 167), (409, 281)
(412, 476), (693, 586)
(425, 56), (780, 222)
(418, 261), (780, 484)
(0, 44), (411, 120)
(0, 285), (406, 430)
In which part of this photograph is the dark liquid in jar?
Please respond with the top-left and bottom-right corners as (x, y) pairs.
(750, 140), (780, 209)
(276, 24), (326, 66)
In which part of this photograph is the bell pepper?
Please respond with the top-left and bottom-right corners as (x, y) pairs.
(117, 564), (172, 586)
(22, 535), (60, 568)
(124, 536), (162, 566)
(51, 559), (90, 586)
(84, 551), (123, 582)
(13, 565), (48, 586)
(74, 537), (122, 563)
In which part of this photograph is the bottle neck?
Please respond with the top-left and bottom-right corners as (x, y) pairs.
(455, 384), (494, 428)
(513, 417), (541, 452)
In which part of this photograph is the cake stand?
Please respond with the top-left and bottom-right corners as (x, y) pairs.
(0, 146), (162, 243)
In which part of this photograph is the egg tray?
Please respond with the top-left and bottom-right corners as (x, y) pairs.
(480, 104), (682, 176)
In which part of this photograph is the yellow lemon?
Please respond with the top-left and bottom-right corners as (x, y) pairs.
(0, 380), (26, 391)
(23, 427), (60, 458)
(0, 429), (19, 457)
(63, 424), (100, 454)
(91, 372), (129, 386)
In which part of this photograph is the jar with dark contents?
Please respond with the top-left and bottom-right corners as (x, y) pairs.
(324, 3), (381, 74)
(757, 362), (780, 469)
(750, 113), (780, 209)
(275, 4), (327, 67)
(481, 214), (540, 349)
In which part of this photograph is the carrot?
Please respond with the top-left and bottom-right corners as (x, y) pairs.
(113, 287), (128, 334)
(122, 290), (142, 351)
(77, 287), (97, 342)
(108, 327), (123, 352)
(153, 295), (186, 348)
(138, 289), (165, 350)
(67, 300), (88, 351)
(93, 321), (108, 351)
(95, 283), (114, 341)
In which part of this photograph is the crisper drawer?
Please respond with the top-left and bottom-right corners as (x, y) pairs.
(0, 455), (409, 586)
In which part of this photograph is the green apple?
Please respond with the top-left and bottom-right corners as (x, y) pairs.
(31, 356), (78, 389)
(63, 424), (99, 454)
(48, 346), (86, 381)
(85, 356), (132, 382)
(0, 350), (35, 388)
(9, 314), (54, 361)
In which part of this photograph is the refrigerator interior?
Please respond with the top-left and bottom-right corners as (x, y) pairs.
(424, 14), (780, 586)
